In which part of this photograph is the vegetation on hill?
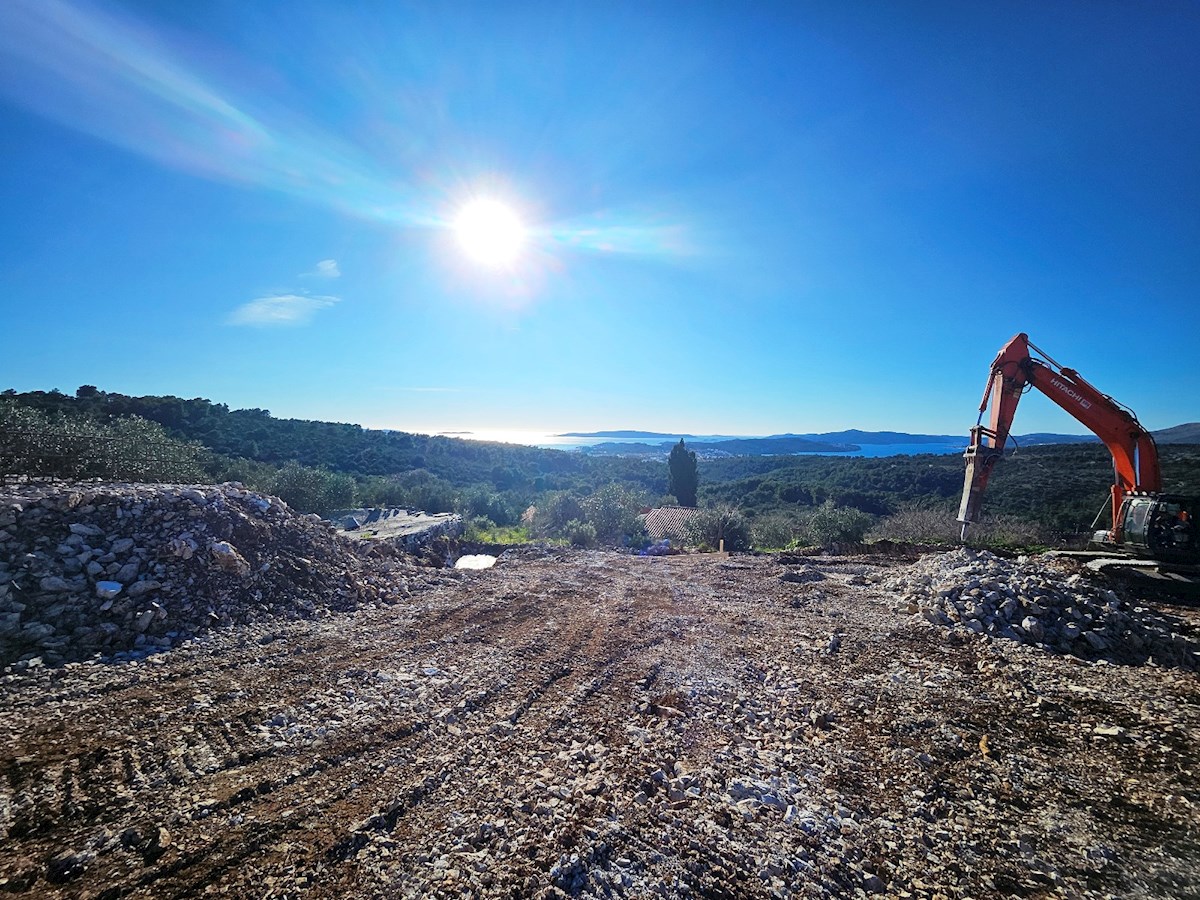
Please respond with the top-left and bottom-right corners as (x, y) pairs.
(4, 386), (1199, 553)
(0, 399), (207, 484)
(703, 442), (1200, 550)
(0, 388), (666, 535)
(1155, 422), (1200, 444)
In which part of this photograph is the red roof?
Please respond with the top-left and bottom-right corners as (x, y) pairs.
(642, 506), (702, 541)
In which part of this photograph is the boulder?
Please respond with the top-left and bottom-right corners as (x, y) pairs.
(210, 541), (251, 577)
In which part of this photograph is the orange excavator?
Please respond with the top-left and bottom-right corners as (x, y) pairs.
(958, 333), (1198, 564)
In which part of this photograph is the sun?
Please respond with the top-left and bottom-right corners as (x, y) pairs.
(453, 198), (526, 267)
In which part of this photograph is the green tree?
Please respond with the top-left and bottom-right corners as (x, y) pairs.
(668, 439), (698, 507)
(269, 462), (357, 515)
(581, 484), (647, 545)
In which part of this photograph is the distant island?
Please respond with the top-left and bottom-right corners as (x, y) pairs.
(563, 423), (1196, 447)
(559, 428), (1111, 458)
(557, 430), (699, 439)
(583, 436), (856, 458)
(798, 430), (1102, 447)
(560, 428), (1105, 446)
(795, 430), (961, 445)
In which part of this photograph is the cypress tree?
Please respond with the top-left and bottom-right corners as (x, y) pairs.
(668, 439), (699, 507)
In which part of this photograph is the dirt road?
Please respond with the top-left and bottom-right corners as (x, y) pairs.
(2, 549), (1198, 898)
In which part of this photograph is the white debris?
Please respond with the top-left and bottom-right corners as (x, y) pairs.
(455, 555), (497, 570)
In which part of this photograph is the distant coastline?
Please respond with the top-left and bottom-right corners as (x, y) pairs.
(548, 428), (1100, 458)
(557, 430), (699, 439)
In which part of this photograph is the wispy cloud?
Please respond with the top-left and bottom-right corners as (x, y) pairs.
(307, 259), (340, 278)
(0, 0), (430, 227)
(540, 215), (688, 257)
(228, 294), (339, 327)
(0, 0), (689, 264)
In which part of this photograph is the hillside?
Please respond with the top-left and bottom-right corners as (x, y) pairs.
(1156, 422), (1200, 443)
(5, 387), (1200, 542)
(0, 387), (669, 516)
(1, 387), (585, 481)
(701, 442), (1200, 532)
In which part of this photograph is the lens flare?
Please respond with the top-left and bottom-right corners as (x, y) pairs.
(0, 0), (689, 280)
(454, 198), (526, 267)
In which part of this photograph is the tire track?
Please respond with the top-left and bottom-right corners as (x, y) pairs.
(5, 550), (1192, 897)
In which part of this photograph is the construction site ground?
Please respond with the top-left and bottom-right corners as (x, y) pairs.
(2, 549), (1199, 899)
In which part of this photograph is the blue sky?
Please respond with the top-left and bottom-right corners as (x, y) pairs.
(1, 1), (1196, 438)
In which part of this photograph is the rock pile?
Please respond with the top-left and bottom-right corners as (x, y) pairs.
(887, 548), (1200, 669)
(0, 482), (422, 668)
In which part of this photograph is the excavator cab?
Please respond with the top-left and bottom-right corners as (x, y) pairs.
(1106, 495), (1199, 561)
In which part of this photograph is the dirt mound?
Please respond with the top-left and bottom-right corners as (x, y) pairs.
(0, 482), (425, 668)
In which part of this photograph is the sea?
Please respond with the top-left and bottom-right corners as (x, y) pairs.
(434, 429), (967, 458)
(829, 443), (966, 458)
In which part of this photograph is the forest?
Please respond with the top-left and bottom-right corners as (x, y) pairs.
(3, 386), (1198, 552)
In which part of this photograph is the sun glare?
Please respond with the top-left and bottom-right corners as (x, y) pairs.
(454, 198), (526, 267)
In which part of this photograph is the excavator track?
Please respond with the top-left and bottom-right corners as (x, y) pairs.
(1094, 563), (1200, 601)
(1045, 551), (1200, 601)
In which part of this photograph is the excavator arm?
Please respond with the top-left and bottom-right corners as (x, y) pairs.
(957, 333), (1160, 540)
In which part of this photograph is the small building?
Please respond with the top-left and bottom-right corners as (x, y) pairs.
(642, 506), (702, 542)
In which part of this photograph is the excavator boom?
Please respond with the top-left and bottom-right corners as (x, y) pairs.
(958, 333), (1160, 541)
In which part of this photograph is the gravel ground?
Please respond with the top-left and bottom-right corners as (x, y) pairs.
(1, 548), (1199, 899)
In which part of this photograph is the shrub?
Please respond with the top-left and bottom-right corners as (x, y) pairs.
(565, 519), (598, 548)
(209, 455), (280, 492)
(355, 470), (458, 513)
(867, 505), (1052, 551)
(394, 470), (460, 514)
(354, 475), (412, 509)
(581, 484), (646, 545)
(532, 492), (585, 539)
(269, 462), (357, 515)
(458, 488), (520, 526)
(691, 505), (751, 551)
(464, 515), (496, 541)
(968, 514), (1052, 551)
(464, 516), (530, 544)
(866, 507), (959, 544)
(750, 510), (809, 550)
(805, 501), (875, 548)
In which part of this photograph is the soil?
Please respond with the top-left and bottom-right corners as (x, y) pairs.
(1, 548), (1198, 899)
